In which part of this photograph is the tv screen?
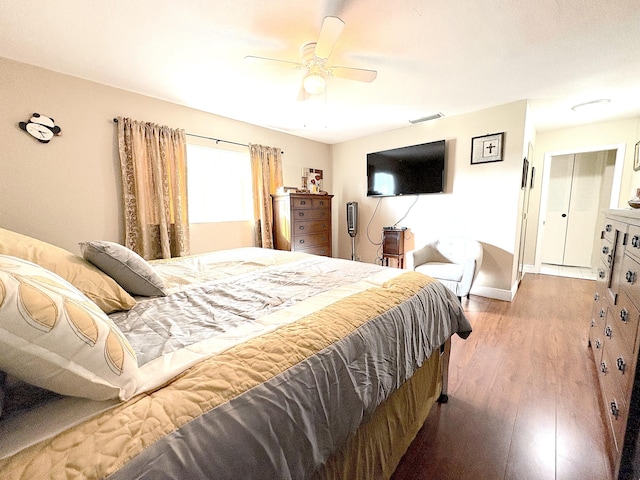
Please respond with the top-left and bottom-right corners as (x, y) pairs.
(366, 140), (445, 197)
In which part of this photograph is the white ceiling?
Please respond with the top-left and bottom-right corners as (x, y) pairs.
(1, 0), (639, 144)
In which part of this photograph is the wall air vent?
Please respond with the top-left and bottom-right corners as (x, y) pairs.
(409, 112), (444, 124)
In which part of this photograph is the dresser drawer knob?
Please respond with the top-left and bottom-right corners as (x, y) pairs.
(605, 224), (613, 233)
(319, 201), (325, 205)
(298, 239), (305, 244)
(298, 212), (305, 217)
(610, 401), (620, 418)
(605, 326), (613, 338)
(598, 269), (605, 279)
(599, 308), (605, 318)
(595, 339), (601, 349)
(633, 235), (640, 248)
(626, 270), (636, 283)
(602, 246), (610, 254)
(620, 308), (629, 323)
(594, 293), (599, 302)
(300, 200), (307, 205)
(298, 225), (305, 230)
(617, 357), (626, 373)
(591, 319), (595, 328)
(601, 362), (608, 373)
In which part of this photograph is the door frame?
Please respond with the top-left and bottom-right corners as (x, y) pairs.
(533, 143), (626, 273)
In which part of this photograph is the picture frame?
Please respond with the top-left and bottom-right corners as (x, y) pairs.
(634, 140), (640, 171)
(521, 157), (529, 189)
(471, 132), (504, 165)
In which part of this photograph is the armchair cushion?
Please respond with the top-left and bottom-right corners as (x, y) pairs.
(415, 262), (464, 283)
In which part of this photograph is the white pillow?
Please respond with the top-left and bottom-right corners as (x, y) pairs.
(80, 241), (167, 297)
(0, 255), (139, 401)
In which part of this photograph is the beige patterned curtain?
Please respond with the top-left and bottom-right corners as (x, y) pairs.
(250, 144), (283, 248)
(117, 117), (190, 260)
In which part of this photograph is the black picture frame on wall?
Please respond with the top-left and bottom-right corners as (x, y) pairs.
(521, 157), (529, 189)
(634, 140), (640, 171)
(471, 132), (504, 165)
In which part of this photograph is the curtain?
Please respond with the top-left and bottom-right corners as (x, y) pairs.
(250, 144), (283, 248)
(117, 117), (190, 260)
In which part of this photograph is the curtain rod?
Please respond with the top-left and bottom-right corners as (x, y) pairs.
(112, 118), (283, 154)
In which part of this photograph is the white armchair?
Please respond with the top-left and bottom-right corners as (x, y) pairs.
(406, 237), (483, 301)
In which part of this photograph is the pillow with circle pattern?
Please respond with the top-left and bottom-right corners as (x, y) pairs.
(0, 255), (139, 401)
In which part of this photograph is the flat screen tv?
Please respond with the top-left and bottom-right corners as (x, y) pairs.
(366, 139), (445, 197)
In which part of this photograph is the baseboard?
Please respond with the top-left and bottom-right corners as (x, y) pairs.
(470, 283), (517, 302)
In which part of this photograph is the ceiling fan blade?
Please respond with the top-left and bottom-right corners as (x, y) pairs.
(329, 66), (377, 82)
(244, 55), (302, 69)
(314, 16), (345, 59)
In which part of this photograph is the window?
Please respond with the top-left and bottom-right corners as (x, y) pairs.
(186, 144), (253, 223)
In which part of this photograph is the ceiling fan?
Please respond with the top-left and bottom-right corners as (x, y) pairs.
(245, 16), (377, 101)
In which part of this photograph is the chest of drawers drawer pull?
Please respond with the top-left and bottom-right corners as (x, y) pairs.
(605, 326), (613, 338)
(298, 225), (305, 231)
(603, 245), (610, 255)
(595, 339), (602, 349)
(598, 269), (606, 279)
(606, 224), (613, 233)
(626, 270), (637, 283)
(299, 200), (307, 205)
(620, 308), (629, 323)
(617, 357), (626, 373)
(594, 292), (600, 301)
(600, 308), (605, 318)
(611, 401), (620, 418)
(601, 361), (608, 373)
(632, 235), (640, 248)
(298, 239), (305, 244)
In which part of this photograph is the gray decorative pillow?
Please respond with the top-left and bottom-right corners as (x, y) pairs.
(80, 240), (167, 297)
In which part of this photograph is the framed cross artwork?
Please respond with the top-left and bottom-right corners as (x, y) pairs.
(471, 132), (505, 165)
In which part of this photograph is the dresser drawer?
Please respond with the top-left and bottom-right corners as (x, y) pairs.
(600, 237), (613, 268)
(600, 345), (630, 453)
(620, 254), (640, 308)
(604, 307), (636, 400)
(590, 298), (606, 364)
(292, 219), (330, 235)
(292, 208), (330, 221)
(296, 244), (331, 256)
(291, 196), (331, 209)
(291, 232), (330, 250)
(603, 220), (617, 243)
(626, 223), (640, 263)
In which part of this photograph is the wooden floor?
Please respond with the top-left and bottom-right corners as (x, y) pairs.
(391, 273), (613, 480)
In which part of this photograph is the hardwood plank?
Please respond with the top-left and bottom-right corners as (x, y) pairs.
(391, 274), (613, 480)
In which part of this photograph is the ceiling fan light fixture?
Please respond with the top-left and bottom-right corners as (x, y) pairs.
(303, 72), (326, 95)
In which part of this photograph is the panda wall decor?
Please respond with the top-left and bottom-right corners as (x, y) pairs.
(19, 113), (62, 143)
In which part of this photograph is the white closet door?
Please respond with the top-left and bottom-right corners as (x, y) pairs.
(540, 155), (574, 265)
(563, 152), (603, 266)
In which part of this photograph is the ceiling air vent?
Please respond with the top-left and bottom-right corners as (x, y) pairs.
(409, 112), (444, 124)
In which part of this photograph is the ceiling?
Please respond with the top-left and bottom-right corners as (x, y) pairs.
(1, 0), (639, 144)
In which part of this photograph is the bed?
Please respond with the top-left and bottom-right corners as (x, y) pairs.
(0, 228), (471, 479)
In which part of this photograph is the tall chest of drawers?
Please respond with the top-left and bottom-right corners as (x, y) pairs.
(271, 193), (333, 257)
(589, 209), (640, 478)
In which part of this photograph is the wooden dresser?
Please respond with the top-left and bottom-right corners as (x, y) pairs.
(589, 209), (640, 478)
(271, 193), (333, 257)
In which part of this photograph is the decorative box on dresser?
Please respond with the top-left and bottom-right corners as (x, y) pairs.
(271, 193), (333, 257)
(589, 209), (640, 479)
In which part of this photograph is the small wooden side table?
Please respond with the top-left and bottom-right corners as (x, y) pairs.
(382, 228), (405, 268)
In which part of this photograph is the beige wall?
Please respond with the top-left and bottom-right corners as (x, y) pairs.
(525, 116), (640, 268)
(0, 57), (330, 255)
(331, 101), (529, 299)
